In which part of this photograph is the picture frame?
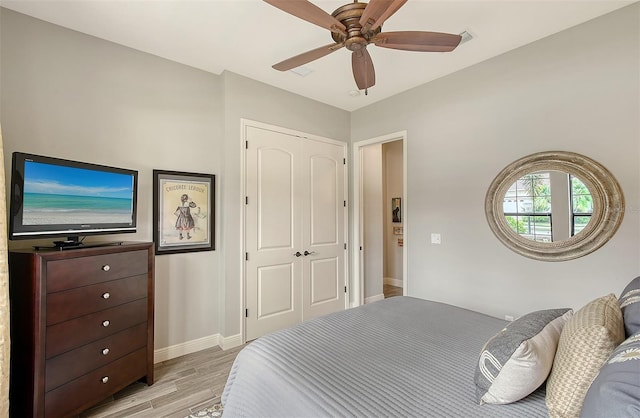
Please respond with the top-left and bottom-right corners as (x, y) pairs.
(392, 197), (402, 223)
(153, 169), (215, 255)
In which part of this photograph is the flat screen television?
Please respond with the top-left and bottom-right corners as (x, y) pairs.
(9, 152), (138, 248)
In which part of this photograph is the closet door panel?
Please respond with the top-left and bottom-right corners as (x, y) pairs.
(245, 126), (303, 341)
(301, 140), (346, 321)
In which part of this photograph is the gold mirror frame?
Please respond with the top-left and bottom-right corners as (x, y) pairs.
(485, 151), (624, 261)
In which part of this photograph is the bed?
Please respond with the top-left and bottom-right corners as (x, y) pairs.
(222, 286), (640, 418)
(222, 296), (547, 417)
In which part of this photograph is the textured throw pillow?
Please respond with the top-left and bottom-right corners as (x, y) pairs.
(474, 308), (573, 405)
(619, 276), (640, 337)
(581, 332), (640, 418)
(546, 294), (625, 418)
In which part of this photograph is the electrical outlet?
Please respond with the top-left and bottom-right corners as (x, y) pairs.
(431, 233), (441, 244)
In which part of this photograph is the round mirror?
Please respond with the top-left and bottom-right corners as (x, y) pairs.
(485, 151), (624, 261)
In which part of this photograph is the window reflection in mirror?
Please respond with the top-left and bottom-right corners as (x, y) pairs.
(502, 171), (592, 242)
(571, 175), (593, 235)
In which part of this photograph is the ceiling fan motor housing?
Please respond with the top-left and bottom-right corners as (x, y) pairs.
(331, 2), (381, 51)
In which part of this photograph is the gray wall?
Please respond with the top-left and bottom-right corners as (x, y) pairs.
(362, 143), (383, 300)
(351, 4), (640, 319)
(1, 3), (638, 350)
(0, 8), (350, 349)
(0, 8), (225, 350)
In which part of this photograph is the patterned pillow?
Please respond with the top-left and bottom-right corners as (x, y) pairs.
(580, 332), (640, 417)
(474, 308), (573, 404)
(619, 276), (640, 337)
(546, 294), (625, 418)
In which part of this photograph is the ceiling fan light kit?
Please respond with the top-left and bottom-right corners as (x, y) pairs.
(264, 0), (463, 94)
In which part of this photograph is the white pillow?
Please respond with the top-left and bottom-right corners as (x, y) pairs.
(474, 308), (573, 404)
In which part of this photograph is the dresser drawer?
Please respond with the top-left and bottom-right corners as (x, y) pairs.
(46, 275), (148, 325)
(46, 250), (148, 293)
(45, 323), (147, 392)
(46, 299), (147, 359)
(45, 348), (147, 418)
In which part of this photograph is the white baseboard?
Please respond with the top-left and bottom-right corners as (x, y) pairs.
(364, 293), (385, 304)
(154, 333), (245, 363)
(154, 334), (220, 363)
(220, 333), (243, 350)
(384, 277), (403, 287)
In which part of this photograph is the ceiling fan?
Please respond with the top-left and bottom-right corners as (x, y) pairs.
(264, 0), (463, 94)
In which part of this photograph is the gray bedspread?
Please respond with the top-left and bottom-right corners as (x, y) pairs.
(222, 296), (548, 417)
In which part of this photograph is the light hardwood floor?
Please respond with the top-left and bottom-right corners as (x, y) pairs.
(384, 284), (403, 298)
(80, 345), (245, 418)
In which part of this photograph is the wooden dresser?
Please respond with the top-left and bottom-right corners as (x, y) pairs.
(8, 242), (155, 418)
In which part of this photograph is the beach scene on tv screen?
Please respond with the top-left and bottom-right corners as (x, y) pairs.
(23, 161), (134, 225)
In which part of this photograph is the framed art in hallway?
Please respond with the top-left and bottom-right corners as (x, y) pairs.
(392, 197), (401, 223)
(153, 169), (215, 255)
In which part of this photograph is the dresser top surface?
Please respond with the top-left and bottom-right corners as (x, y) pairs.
(10, 241), (153, 258)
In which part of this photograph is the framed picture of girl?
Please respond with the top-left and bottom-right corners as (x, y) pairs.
(153, 169), (215, 254)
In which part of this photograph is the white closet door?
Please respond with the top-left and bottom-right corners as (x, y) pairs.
(245, 125), (346, 341)
(245, 126), (303, 341)
(301, 139), (346, 321)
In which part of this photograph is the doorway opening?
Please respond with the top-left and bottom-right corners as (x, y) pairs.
(352, 131), (407, 307)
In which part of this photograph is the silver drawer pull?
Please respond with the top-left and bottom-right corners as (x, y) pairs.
(102, 265), (111, 272)
(102, 320), (110, 327)
(101, 376), (109, 384)
(102, 292), (111, 299)
(102, 348), (110, 356)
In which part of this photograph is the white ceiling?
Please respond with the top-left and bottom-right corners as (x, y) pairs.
(1, 0), (635, 111)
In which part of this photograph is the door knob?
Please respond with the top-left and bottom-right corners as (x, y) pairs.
(303, 251), (316, 256)
(293, 251), (302, 257)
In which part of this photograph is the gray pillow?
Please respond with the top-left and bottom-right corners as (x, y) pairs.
(620, 276), (640, 337)
(580, 332), (640, 417)
(474, 308), (572, 404)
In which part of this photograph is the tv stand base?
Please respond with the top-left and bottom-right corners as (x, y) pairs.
(33, 241), (124, 251)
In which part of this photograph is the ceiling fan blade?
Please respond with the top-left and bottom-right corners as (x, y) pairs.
(360, 0), (407, 33)
(352, 48), (376, 91)
(264, 0), (347, 35)
(273, 43), (345, 71)
(373, 31), (462, 52)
